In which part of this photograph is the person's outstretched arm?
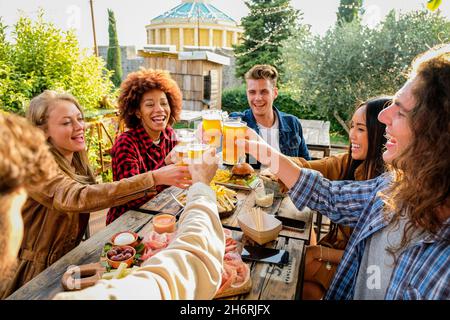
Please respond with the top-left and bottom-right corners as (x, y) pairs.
(54, 148), (225, 300)
(245, 131), (384, 226)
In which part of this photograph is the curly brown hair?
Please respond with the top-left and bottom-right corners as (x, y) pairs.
(383, 44), (450, 255)
(0, 112), (58, 196)
(118, 68), (182, 129)
(0, 112), (58, 274)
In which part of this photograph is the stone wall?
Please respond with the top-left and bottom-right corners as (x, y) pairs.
(98, 46), (145, 80)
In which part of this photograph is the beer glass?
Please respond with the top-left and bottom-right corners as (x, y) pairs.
(176, 129), (197, 146)
(173, 144), (188, 166)
(202, 109), (223, 148)
(187, 143), (210, 163)
(222, 118), (247, 165)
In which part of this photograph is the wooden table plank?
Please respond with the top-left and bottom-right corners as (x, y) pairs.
(139, 182), (313, 244)
(8, 210), (306, 300)
(7, 211), (152, 300)
(228, 232), (305, 300)
(277, 197), (314, 243)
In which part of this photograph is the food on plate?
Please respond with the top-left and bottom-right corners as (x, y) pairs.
(214, 228), (252, 299)
(140, 231), (175, 261)
(111, 231), (139, 247)
(212, 169), (233, 183)
(102, 264), (139, 280)
(259, 168), (288, 195)
(212, 167), (257, 187)
(212, 184), (238, 214)
(231, 163), (254, 176)
(106, 246), (136, 268)
(177, 184), (238, 216)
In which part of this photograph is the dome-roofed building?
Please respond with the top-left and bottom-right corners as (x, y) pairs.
(145, 0), (243, 51)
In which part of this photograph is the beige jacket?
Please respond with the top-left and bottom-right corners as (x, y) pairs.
(1, 169), (156, 299)
(53, 182), (225, 300)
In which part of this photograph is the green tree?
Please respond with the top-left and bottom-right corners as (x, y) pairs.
(106, 9), (122, 87)
(0, 10), (116, 114)
(337, 0), (363, 25)
(234, 0), (300, 81)
(282, 9), (450, 134)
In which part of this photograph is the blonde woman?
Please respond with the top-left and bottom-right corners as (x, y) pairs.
(0, 90), (191, 298)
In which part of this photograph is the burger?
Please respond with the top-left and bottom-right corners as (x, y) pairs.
(231, 163), (254, 177)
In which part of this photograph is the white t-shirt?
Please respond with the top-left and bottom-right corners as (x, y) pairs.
(257, 113), (280, 170)
(257, 113), (280, 152)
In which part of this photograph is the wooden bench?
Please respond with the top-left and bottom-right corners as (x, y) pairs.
(299, 119), (331, 159)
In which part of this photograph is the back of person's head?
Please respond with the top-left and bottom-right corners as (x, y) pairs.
(245, 65), (279, 88)
(0, 112), (58, 279)
(118, 68), (182, 129)
(344, 96), (391, 180)
(384, 44), (450, 253)
(27, 90), (95, 184)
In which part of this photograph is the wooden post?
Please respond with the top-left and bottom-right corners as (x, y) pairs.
(96, 122), (104, 173)
(89, 0), (99, 56)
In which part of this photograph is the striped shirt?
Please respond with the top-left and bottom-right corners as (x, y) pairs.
(289, 169), (450, 300)
(107, 125), (177, 224)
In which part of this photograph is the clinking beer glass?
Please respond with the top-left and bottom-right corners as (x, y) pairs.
(222, 118), (247, 165)
(202, 109), (223, 148)
(187, 143), (210, 165)
(173, 144), (188, 166)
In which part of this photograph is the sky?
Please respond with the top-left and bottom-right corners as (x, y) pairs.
(1, 0), (449, 51)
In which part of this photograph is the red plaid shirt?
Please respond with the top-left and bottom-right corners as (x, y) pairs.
(106, 125), (177, 224)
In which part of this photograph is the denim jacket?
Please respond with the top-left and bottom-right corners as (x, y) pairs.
(230, 107), (310, 168)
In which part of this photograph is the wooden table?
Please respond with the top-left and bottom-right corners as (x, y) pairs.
(7, 210), (151, 300)
(7, 208), (305, 300)
(140, 185), (314, 244)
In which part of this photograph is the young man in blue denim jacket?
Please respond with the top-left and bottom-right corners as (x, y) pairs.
(230, 64), (310, 168)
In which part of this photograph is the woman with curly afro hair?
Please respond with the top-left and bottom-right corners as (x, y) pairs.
(107, 69), (192, 224)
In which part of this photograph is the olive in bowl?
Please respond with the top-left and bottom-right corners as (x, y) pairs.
(106, 245), (136, 269)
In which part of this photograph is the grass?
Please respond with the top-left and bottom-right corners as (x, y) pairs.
(330, 132), (349, 146)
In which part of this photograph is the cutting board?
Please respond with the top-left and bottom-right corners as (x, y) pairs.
(214, 275), (252, 299)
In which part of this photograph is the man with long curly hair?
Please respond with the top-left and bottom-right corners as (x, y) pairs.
(0, 112), (58, 292)
(243, 44), (449, 299)
(107, 68), (192, 224)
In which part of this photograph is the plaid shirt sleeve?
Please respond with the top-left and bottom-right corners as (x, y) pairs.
(288, 168), (383, 227)
(112, 134), (144, 180)
(107, 133), (156, 224)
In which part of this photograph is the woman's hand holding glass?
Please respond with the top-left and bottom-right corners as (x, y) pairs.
(153, 164), (192, 189)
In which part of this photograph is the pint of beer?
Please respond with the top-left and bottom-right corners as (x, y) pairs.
(222, 119), (247, 165)
(187, 143), (210, 162)
(176, 129), (197, 146)
(173, 144), (188, 166)
(202, 110), (223, 148)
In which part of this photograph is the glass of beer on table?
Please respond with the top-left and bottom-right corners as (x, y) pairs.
(202, 109), (223, 148)
(222, 118), (247, 165)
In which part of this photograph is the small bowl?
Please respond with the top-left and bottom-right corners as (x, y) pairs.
(152, 213), (176, 234)
(106, 245), (136, 269)
(111, 231), (139, 247)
